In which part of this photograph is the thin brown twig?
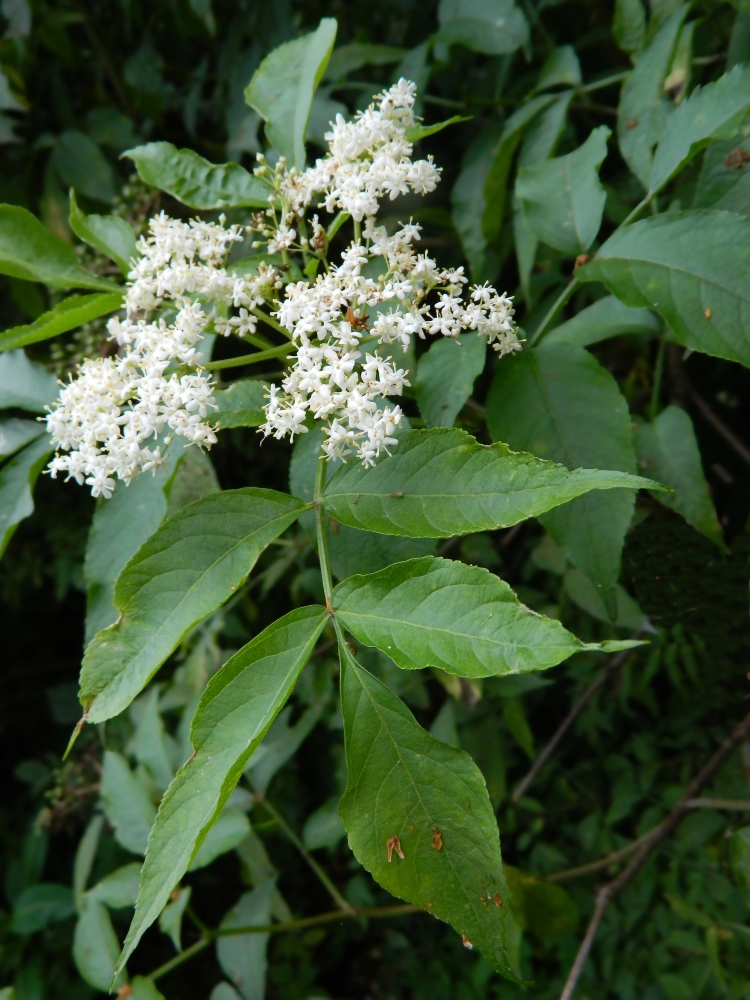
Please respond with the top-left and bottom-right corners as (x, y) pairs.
(690, 390), (750, 466)
(512, 643), (641, 802)
(558, 713), (750, 1000)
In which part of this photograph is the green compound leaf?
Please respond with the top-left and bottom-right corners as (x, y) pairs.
(117, 606), (326, 974)
(213, 379), (267, 429)
(693, 132), (750, 214)
(544, 295), (660, 348)
(649, 65), (750, 195)
(415, 334), (486, 428)
(0, 205), (118, 290)
(0, 292), (124, 353)
(404, 115), (471, 143)
(339, 648), (518, 980)
(333, 556), (624, 678)
(123, 142), (270, 210)
(322, 428), (660, 539)
(0, 433), (53, 560)
(634, 406), (723, 547)
(73, 899), (127, 992)
(245, 18), (337, 171)
(516, 126), (610, 255)
(487, 345), (638, 620)
(617, 5), (689, 188)
(79, 489), (311, 723)
(69, 191), (138, 276)
(577, 209), (750, 366)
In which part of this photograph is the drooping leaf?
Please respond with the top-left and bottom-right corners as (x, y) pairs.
(0, 349), (59, 412)
(123, 142), (270, 210)
(486, 345), (637, 620)
(577, 209), (750, 366)
(73, 900), (127, 992)
(188, 808), (251, 871)
(245, 18), (337, 171)
(404, 115), (471, 143)
(563, 569), (650, 631)
(339, 648), (517, 979)
(10, 884), (76, 934)
(0, 292), (123, 353)
(0, 205), (118, 290)
(617, 5), (689, 188)
(130, 978), (165, 1000)
(503, 867), (578, 940)
(0, 434), (53, 559)
(73, 815), (104, 912)
(535, 47), (581, 91)
(216, 883), (275, 1000)
(694, 131), (750, 213)
(303, 798), (346, 850)
(322, 43), (406, 81)
(0, 419), (44, 460)
(415, 334), (485, 428)
(86, 863), (142, 909)
(544, 295), (660, 348)
(100, 750), (156, 856)
(322, 428), (658, 539)
(132, 686), (178, 791)
(79, 489), (310, 723)
(158, 886), (191, 952)
(613, 0), (646, 57)
(51, 130), (116, 203)
(516, 126), (610, 255)
(117, 607), (326, 973)
(649, 65), (750, 195)
(83, 446), (185, 643)
(213, 379), (267, 429)
(333, 557), (633, 677)
(69, 191), (138, 276)
(435, 0), (529, 55)
(634, 406), (723, 546)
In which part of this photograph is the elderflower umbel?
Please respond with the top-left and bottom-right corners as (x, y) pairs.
(46, 214), (282, 498)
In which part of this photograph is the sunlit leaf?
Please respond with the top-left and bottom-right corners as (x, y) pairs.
(0, 292), (123, 353)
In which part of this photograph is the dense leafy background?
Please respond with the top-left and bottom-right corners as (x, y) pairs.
(1, 1), (750, 998)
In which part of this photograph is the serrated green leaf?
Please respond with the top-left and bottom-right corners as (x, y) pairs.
(649, 66), (750, 194)
(0, 205), (118, 290)
(617, 5), (688, 188)
(334, 557), (622, 677)
(158, 886), (191, 952)
(69, 191), (137, 276)
(10, 884), (76, 934)
(188, 808), (250, 871)
(577, 209), (750, 366)
(635, 406), (723, 546)
(0, 419), (43, 460)
(245, 18), (337, 171)
(0, 434), (53, 560)
(216, 883), (274, 1000)
(415, 334), (486, 428)
(614, 0), (646, 57)
(322, 428), (658, 540)
(544, 295), (660, 348)
(322, 43), (406, 81)
(117, 607), (326, 973)
(339, 648), (517, 979)
(516, 126), (610, 255)
(73, 900), (127, 992)
(123, 142), (270, 210)
(79, 488), (311, 723)
(214, 379), (267, 429)
(487, 345), (637, 620)
(435, 0), (528, 55)
(694, 131), (750, 214)
(0, 292), (123, 353)
(0, 350), (59, 412)
(86, 863), (142, 909)
(404, 115), (471, 142)
(100, 750), (156, 856)
(132, 686), (178, 792)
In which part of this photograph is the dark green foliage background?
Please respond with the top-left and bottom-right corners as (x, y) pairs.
(1, 1), (750, 998)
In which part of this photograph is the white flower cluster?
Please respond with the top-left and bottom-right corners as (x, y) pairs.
(46, 215), (279, 498)
(279, 79), (441, 221)
(261, 223), (520, 464)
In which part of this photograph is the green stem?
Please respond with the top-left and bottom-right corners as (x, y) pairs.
(244, 332), (275, 351)
(529, 278), (579, 346)
(580, 70), (630, 93)
(314, 455), (334, 609)
(260, 796), (353, 914)
(252, 307), (292, 339)
(621, 193), (654, 227)
(147, 904), (417, 982)
(649, 339), (666, 422)
(353, 218), (362, 244)
(203, 342), (293, 371)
